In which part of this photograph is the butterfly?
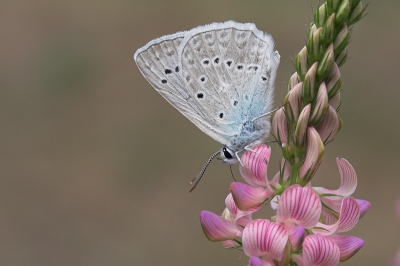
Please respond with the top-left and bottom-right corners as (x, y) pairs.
(134, 21), (280, 189)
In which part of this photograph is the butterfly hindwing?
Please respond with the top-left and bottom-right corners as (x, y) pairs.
(134, 31), (230, 145)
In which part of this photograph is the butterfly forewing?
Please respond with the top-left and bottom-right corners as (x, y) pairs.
(178, 21), (280, 147)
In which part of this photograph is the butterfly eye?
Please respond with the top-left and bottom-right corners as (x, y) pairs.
(222, 147), (234, 159)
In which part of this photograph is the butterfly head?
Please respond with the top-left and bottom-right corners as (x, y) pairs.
(221, 146), (239, 165)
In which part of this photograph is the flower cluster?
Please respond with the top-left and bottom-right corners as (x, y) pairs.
(200, 145), (370, 265)
(198, 0), (369, 265)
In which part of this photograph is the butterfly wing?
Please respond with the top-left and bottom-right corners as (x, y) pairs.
(134, 31), (229, 145)
(179, 21), (280, 146)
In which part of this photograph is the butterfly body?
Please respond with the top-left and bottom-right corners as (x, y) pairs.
(134, 21), (279, 164)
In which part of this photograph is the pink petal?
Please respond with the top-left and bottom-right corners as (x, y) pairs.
(230, 182), (274, 211)
(314, 158), (357, 197)
(276, 185), (321, 228)
(239, 144), (272, 187)
(221, 240), (240, 248)
(357, 199), (371, 219)
(242, 219), (289, 261)
(299, 127), (324, 182)
(303, 235), (340, 266)
(249, 256), (265, 266)
(326, 234), (364, 262)
(294, 104), (311, 146)
(288, 225), (305, 252)
(313, 197), (360, 235)
(249, 256), (275, 266)
(199, 211), (238, 241)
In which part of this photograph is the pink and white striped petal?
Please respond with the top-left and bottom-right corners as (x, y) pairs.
(326, 234), (364, 261)
(276, 185), (321, 228)
(303, 235), (340, 266)
(199, 211), (239, 241)
(230, 182), (274, 211)
(314, 158), (357, 197)
(242, 219), (289, 261)
(357, 199), (371, 218)
(239, 144), (272, 188)
(313, 197), (360, 235)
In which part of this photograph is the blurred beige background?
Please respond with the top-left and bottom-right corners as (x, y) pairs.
(0, 0), (399, 265)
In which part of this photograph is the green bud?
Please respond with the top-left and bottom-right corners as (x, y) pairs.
(306, 27), (323, 60)
(317, 44), (335, 80)
(310, 82), (329, 127)
(287, 73), (300, 91)
(317, 105), (342, 144)
(295, 104), (311, 146)
(348, 1), (367, 26)
(328, 92), (341, 110)
(326, 62), (341, 94)
(335, 49), (348, 67)
(328, 79), (342, 99)
(308, 24), (318, 40)
(284, 82), (303, 123)
(322, 14), (335, 45)
(314, 3), (328, 27)
(302, 62), (318, 103)
(334, 24), (350, 55)
(294, 47), (308, 80)
(335, 0), (351, 25)
(327, 0), (340, 11)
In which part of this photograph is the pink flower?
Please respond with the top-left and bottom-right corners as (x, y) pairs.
(199, 193), (259, 248)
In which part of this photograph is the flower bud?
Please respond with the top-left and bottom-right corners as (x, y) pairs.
(272, 107), (290, 146)
(199, 211), (238, 241)
(302, 62), (318, 103)
(329, 92), (341, 110)
(287, 72), (300, 91)
(327, 0), (340, 10)
(230, 182), (274, 211)
(284, 82), (303, 123)
(336, 0), (351, 25)
(334, 24), (350, 55)
(307, 24), (318, 41)
(325, 62), (341, 96)
(295, 104), (311, 146)
(336, 49), (348, 67)
(322, 14), (335, 43)
(299, 127), (324, 182)
(294, 47), (308, 80)
(317, 105), (342, 144)
(314, 3), (328, 27)
(317, 44), (335, 80)
(310, 82), (329, 126)
(306, 27), (323, 60)
(348, 0), (366, 25)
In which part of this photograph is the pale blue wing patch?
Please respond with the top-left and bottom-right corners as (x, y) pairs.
(178, 21), (280, 149)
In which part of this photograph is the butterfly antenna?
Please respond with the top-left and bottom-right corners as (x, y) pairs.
(229, 165), (237, 182)
(189, 150), (220, 192)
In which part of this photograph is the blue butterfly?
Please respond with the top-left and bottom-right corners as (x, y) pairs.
(134, 21), (279, 189)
